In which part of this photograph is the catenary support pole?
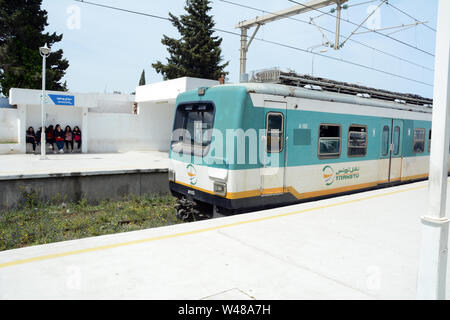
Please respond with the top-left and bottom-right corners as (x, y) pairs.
(416, 0), (450, 300)
(236, 0), (347, 82)
(40, 51), (47, 160)
(239, 27), (248, 83)
(335, 1), (341, 49)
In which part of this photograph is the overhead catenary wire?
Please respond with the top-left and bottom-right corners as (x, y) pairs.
(310, 0), (379, 20)
(338, 0), (388, 49)
(347, 0), (380, 8)
(385, 1), (436, 33)
(73, 0), (169, 21)
(288, 0), (435, 57)
(219, 0), (434, 72)
(225, 30), (433, 87)
(72, 0), (433, 87)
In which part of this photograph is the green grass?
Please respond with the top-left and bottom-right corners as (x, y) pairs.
(0, 195), (180, 252)
(0, 140), (18, 144)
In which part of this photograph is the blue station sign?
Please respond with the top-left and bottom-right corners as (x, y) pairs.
(48, 94), (75, 106)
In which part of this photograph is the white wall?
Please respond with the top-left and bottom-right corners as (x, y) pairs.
(135, 77), (218, 103)
(0, 109), (19, 143)
(87, 113), (143, 153)
(26, 105), (83, 132)
(139, 102), (176, 152)
(0, 107), (24, 154)
(87, 101), (175, 153)
(90, 93), (134, 114)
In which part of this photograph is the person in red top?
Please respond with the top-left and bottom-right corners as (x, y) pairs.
(73, 126), (82, 152)
(54, 124), (65, 153)
(46, 125), (55, 151)
(64, 125), (73, 153)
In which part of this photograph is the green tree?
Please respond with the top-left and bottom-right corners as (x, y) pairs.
(0, 0), (69, 96)
(152, 0), (228, 81)
(139, 69), (146, 86)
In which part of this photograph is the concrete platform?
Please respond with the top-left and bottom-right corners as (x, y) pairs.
(0, 151), (169, 180)
(0, 151), (170, 209)
(0, 179), (449, 299)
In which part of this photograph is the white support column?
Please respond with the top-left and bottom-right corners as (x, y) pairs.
(416, 0), (450, 300)
(17, 104), (27, 154)
(81, 107), (88, 153)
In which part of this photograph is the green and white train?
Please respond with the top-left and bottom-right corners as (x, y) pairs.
(168, 73), (448, 220)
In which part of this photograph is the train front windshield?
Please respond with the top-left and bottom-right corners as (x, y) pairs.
(171, 103), (215, 157)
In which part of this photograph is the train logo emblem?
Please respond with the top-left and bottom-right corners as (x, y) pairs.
(323, 165), (361, 186)
(186, 164), (198, 186)
(322, 166), (335, 186)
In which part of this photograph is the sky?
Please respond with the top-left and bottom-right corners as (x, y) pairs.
(41, 0), (438, 98)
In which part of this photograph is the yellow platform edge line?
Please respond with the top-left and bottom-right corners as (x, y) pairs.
(0, 182), (434, 269)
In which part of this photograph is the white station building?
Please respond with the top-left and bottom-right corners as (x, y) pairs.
(0, 77), (218, 155)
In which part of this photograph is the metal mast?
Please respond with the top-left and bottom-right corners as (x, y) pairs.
(235, 0), (348, 82)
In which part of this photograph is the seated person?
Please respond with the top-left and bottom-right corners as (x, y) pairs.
(26, 127), (37, 154)
(64, 126), (74, 152)
(36, 127), (43, 146)
(54, 124), (65, 154)
(46, 125), (55, 151)
(73, 126), (82, 152)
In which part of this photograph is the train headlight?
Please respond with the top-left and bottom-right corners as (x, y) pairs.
(213, 182), (227, 197)
(198, 87), (206, 96)
(168, 170), (176, 182)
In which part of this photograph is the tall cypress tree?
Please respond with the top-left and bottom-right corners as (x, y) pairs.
(152, 0), (228, 81)
(139, 69), (146, 86)
(0, 0), (69, 96)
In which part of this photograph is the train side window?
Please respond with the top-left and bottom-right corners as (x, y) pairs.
(318, 124), (341, 158)
(428, 129), (431, 153)
(382, 126), (389, 156)
(393, 126), (401, 155)
(348, 125), (367, 157)
(266, 113), (284, 153)
(413, 128), (426, 153)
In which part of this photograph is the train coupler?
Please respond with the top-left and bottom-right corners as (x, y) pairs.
(175, 197), (212, 221)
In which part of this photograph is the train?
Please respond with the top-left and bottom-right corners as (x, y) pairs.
(168, 71), (449, 221)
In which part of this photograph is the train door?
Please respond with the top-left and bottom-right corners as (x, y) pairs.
(261, 101), (287, 195)
(380, 119), (403, 183)
(390, 119), (403, 182)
